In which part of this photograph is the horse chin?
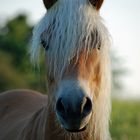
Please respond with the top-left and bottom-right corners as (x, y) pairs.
(65, 125), (87, 133)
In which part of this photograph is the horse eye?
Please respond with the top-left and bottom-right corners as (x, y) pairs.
(97, 43), (101, 50)
(41, 40), (49, 51)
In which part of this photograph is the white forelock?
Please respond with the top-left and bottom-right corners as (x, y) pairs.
(30, 0), (109, 78)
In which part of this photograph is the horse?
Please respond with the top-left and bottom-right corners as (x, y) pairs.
(0, 0), (111, 140)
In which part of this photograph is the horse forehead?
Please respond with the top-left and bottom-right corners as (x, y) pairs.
(33, 1), (107, 78)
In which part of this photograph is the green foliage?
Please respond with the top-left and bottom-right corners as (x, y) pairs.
(0, 51), (27, 91)
(111, 100), (140, 140)
(0, 15), (32, 68)
(0, 14), (46, 93)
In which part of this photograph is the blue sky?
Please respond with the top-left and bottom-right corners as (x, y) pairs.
(0, 0), (140, 98)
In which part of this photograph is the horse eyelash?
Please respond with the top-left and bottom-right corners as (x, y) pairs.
(41, 40), (49, 51)
(97, 43), (101, 50)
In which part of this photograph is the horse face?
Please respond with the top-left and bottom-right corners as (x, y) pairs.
(36, 0), (104, 133)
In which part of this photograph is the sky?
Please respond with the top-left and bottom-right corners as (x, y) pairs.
(0, 0), (140, 99)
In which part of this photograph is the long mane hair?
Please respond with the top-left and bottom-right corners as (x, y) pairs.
(31, 0), (109, 76)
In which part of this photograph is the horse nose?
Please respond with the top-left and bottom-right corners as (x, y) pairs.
(56, 96), (92, 117)
(56, 93), (92, 131)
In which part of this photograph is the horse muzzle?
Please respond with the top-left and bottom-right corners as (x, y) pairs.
(55, 84), (92, 132)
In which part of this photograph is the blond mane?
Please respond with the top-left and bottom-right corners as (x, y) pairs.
(31, 0), (109, 78)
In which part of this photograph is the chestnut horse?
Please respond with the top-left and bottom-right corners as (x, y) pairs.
(0, 0), (111, 140)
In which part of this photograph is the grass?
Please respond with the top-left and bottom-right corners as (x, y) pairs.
(111, 100), (140, 140)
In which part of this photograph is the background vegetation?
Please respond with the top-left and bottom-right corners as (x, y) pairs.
(0, 14), (46, 93)
(0, 14), (139, 140)
(111, 100), (140, 140)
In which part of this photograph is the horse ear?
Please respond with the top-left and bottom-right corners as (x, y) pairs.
(43, 0), (57, 9)
(89, 0), (104, 10)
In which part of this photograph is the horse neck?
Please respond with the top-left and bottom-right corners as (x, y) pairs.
(19, 106), (47, 140)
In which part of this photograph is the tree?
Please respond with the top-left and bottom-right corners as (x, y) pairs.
(0, 14), (46, 93)
(0, 14), (32, 68)
(110, 50), (127, 96)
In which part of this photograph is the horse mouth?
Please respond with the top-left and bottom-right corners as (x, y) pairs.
(65, 125), (87, 133)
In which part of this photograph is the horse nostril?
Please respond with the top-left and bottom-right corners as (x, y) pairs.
(56, 98), (65, 115)
(82, 97), (92, 117)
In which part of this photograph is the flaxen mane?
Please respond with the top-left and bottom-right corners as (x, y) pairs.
(31, 0), (110, 79)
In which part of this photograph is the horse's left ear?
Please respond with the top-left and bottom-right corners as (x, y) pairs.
(43, 0), (57, 9)
(89, 0), (104, 10)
